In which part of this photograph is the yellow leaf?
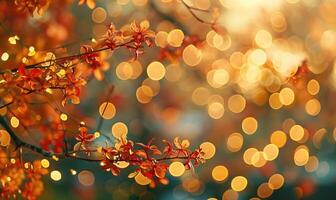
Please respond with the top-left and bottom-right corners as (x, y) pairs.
(87, 0), (96, 9)
(73, 142), (82, 151)
(181, 139), (190, 148)
(128, 171), (138, 178)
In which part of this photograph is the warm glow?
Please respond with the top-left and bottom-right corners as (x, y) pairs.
(289, 125), (304, 142)
(305, 98), (321, 116)
(78, 170), (95, 186)
(263, 144), (279, 161)
(212, 165), (229, 182)
(147, 61), (166, 81)
(270, 130), (287, 148)
(257, 183), (273, 198)
(0, 130), (11, 147)
(200, 142), (216, 159)
(50, 170), (62, 181)
(208, 102), (225, 119)
(111, 122), (128, 138)
(183, 44), (203, 66)
(231, 176), (248, 192)
(41, 159), (50, 168)
(99, 102), (116, 119)
(167, 29), (184, 47)
(169, 161), (185, 177)
(307, 79), (320, 95)
(227, 132), (244, 152)
(294, 146), (309, 166)
(243, 148), (258, 165)
(242, 117), (258, 135)
(279, 87), (295, 106)
(268, 174), (284, 190)
(10, 116), (19, 128)
(228, 94), (246, 113)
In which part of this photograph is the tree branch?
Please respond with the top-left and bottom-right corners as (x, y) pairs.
(0, 116), (54, 156)
(0, 101), (14, 110)
(0, 40), (134, 75)
(181, 0), (216, 26)
(0, 116), (195, 164)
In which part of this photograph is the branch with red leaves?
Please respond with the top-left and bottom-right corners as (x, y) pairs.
(0, 20), (208, 195)
(0, 1), (216, 200)
(0, 116), (206, 188)
(0, 21), (154, 109)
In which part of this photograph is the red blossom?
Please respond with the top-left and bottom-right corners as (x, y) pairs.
(94, 137), (205, 187)
(75, 126), (95, 144)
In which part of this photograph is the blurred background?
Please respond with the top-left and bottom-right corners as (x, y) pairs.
(2, 0), (336, 199)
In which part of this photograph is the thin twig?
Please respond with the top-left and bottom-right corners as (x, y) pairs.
(96, 85), (114, 131)
(0, 40), (134, 75)
(181, 0), (216, 26)
(0, 90), (36, 109)
(0, 116), (192, 163)
(0, 101), (14, 109)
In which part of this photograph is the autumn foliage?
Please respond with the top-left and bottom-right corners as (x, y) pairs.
(4, 0), (334, 199)
(0, 1), (214, 199)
